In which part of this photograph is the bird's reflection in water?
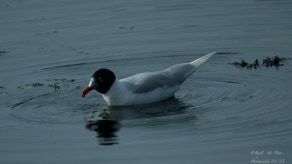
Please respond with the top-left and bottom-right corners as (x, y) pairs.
(85, 111), (121, 146)
(85, 97), (191, 146)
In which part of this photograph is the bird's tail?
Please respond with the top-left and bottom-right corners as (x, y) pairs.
(189, 52), (216, 68)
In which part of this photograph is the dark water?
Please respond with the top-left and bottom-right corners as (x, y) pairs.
(1, 0), (292, 163)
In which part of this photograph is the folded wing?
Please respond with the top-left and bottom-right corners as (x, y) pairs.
(120, 52), (215, 94)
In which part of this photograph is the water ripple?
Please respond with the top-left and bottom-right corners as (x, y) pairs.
(8, 51), (292, 144)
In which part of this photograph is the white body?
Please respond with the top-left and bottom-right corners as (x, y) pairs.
(102, 52), (215, 106)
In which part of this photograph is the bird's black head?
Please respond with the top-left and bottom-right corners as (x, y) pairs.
(82, 68), (116, 96)
(92, 68), (116, 94)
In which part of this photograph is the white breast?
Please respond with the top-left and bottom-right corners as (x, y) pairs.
(102, 79), (180, 106)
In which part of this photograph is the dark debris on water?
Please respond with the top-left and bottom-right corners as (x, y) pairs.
(229, 56), (290, 69)
(25, 83), (44, 87)
(0, 86), (7, 94)
(0, 50), (9, 56)
(12, 78), (82, 93)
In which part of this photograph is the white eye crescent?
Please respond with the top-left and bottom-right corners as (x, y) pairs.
(88, 78), (96, 87)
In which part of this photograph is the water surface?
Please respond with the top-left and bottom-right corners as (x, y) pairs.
(1, 0), (292, 163)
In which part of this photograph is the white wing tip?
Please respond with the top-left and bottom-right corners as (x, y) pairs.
(210, 51), (216, 55)
(205, 51), (216, 57)
(190, 52), (216, 66)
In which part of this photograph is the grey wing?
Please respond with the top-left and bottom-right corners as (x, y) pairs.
(165, 62), (197, 81)
(121, 63), (195, 93)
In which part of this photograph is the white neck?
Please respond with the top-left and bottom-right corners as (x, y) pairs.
(101, 79), (126, 106)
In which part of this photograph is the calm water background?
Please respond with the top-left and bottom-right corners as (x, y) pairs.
(1, 0), (292, 163)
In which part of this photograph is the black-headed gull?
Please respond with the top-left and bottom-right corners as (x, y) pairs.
(82, 52), (215, 106)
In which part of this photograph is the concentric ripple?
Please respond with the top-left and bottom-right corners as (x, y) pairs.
(8, 51), (292, 145)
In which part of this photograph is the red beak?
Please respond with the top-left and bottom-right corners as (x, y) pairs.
(82, 86), (93, 97)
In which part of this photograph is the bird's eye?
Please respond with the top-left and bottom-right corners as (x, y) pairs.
(97, 77), (103, 83)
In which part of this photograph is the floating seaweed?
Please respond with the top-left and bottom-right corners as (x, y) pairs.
(16, 78), (82, 92)
(35, 30), (59, 36)
(0, 50), (8, 56)
(25, 83), (45, 87)
(262, 56), (288, 68)
(54, 83), (61, 91)
(119, 26), (135, 30)
(229, 56), (289, 69)
(229, 59), (260, 69)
